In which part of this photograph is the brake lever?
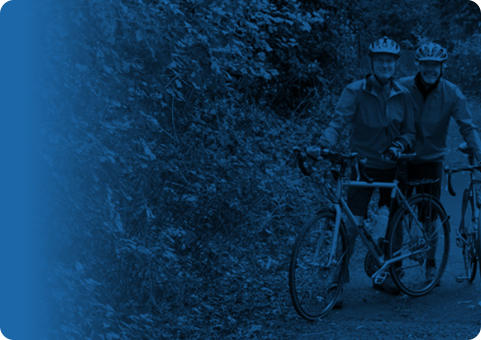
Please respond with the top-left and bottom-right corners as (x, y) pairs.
(294, 149), (313, 176)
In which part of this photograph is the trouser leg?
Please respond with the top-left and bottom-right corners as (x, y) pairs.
(408, 162), (443, 266)
(364, 168), (397, 259)
(339, 214), (364, 284)
(341, 183), (373, 283)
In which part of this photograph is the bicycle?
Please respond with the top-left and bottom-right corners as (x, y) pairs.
(289, 148), (450, 320)
(445, 142), (481, 283)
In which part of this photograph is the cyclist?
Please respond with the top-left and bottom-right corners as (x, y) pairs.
(396, 42), (481, 281)
(317, 36), (416, 304)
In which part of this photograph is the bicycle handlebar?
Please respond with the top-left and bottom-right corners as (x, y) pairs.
(444, 163), (481, 197)
(294, 147), (415, 181)
(443, 142), (481, 196)
(293, 147), (361, 177)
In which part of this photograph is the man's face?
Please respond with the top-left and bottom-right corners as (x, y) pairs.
(419, 61), (442, 85)
(371, 53), (397, 82)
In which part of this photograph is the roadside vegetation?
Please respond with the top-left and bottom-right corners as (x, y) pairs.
(41, 1), (481, 338)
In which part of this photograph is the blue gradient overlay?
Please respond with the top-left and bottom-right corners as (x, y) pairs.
(0, 1), (50, 338)
(0, 1), (480, 339)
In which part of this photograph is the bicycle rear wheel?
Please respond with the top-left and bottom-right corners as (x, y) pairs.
(476, 199), (481, 280)
(386, 194), (450, 296)
(461, 189), (477, 282)
(289, 209), (347, 320)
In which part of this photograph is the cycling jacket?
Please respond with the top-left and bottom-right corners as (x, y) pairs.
(398, 75), (481, 162)
(322, 75), (415, 169)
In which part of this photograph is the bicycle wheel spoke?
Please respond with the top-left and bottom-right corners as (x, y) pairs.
(387, 194), (449, 296)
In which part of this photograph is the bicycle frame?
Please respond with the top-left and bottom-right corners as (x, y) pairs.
(447, 163), (481, 233)
(469, 174), (481, 221)
(326, 176), (434, 281)
(446, 160), (481, 282)
(291, 148), (450, 312)
(465, 175), (481, 226)
(454, 170), (481, 236)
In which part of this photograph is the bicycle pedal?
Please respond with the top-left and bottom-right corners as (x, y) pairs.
(373, 271), (388, 285)
(456, 275), (467, 283)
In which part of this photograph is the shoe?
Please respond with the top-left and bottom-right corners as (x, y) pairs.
(372, 275), (401, 295)
(333, 295), (343, 309)
(364, 251), (379, 278)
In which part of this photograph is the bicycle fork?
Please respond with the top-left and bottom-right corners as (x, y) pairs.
(326, 204), (343, 267)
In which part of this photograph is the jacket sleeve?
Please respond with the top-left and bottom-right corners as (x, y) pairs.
(451, 86), (481, 162)
(320, 84), (357, 146)
(397, 93), (416, 151)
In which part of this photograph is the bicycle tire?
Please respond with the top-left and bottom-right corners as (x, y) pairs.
(461, 189), (477, 282)
(477, 198), (481, 280)
(289, 209), (347, 320)
(385, 193), (450, 296)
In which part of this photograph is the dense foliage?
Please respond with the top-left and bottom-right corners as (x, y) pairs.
(41, 0), (481, 338)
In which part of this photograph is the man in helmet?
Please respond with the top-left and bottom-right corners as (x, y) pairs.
(317, 36), (416, 305)
(396, 42), (481, 282)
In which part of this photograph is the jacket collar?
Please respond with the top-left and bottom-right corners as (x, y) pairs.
(415, 72), (440, 99)
(405, 74), (445, 104)
(363, 74), (405, 98)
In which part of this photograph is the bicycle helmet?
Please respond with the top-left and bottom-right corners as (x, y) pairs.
(415, 42), (448, 62)
(368, 36), (400, 57)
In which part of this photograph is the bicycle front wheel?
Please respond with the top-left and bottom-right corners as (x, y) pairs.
(386, 194), (450, 296)
(289, 209), (347, 320)
(461, 189), (477, 282)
